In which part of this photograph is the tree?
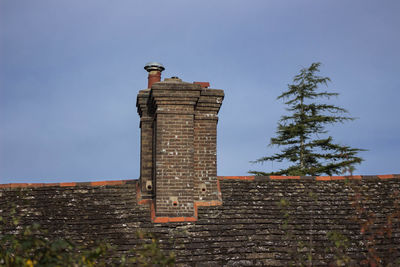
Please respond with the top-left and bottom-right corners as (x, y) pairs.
(250, 62), (364, 176)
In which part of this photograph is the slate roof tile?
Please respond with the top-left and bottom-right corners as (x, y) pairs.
(1, 176), (400, 266)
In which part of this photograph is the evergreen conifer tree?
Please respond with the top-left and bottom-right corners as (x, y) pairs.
(250, 62), (364, 176)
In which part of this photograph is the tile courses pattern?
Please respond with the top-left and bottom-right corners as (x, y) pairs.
(1, 175), (400, 266)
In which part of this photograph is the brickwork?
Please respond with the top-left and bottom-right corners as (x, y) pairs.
(136, 89), (153, 199)
(136, 76), (224, 218)
(193, 89), (224, 202)
(153, 112), (195, 217)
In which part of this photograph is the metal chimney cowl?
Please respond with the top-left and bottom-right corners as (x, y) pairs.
(144, 62), (165, 88)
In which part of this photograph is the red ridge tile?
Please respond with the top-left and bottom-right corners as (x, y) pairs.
(316, 176), (331, 181)
(378, 174), (395, 179)
(60, 182), (76, 187)
(90, 180), (126, 186)
(330, 176), (346, 180)
(270, 176), (300, 180)
(10, 183), (29, 188)
(219, 176), (255, 180)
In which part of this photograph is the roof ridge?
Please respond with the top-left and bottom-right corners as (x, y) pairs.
(0, 179), (136, 188)
(1, 174), (399, 189)
(218, 174), (400, 181)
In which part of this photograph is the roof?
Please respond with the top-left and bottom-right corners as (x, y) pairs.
(1, 175), (400, 266)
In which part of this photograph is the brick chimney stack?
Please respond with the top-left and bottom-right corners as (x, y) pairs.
(137, 63), (224, 221)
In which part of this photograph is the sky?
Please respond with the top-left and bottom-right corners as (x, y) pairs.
(1, 0), (399, 183)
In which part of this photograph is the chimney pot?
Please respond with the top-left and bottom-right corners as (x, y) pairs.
(194, 81), (210, 88)
(144, 62), (165, 88)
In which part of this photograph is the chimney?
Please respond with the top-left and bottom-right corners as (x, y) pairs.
(144, 62), (165, 88)
(137, 63), (224, 221)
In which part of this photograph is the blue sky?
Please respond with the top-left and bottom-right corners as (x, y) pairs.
(1, 0), (399, 183)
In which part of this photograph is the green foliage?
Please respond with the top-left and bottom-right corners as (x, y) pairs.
(130, 232), (175, 267)
(250, 62), (365, 176)
(0, 205), (112, 266)
(326, 231), (353, 266)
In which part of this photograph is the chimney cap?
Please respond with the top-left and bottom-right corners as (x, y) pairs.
(144, 62), (165, 72)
